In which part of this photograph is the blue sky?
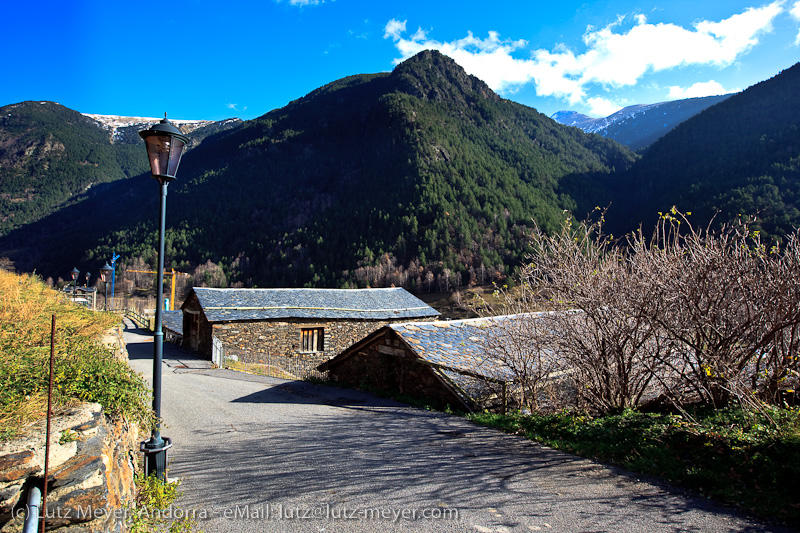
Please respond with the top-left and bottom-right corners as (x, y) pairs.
(4, 1), (799, 121)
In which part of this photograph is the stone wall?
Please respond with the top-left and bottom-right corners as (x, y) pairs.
(213, 318), (400, 366)
(327, 331), (470, 411)
(0, 403), (138, 533)
(100, 324), (127, 361)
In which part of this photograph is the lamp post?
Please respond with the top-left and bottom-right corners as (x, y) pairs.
(138, 114), (188, 481)
(70, 267), (80, 299)
(100, 263), (113, 311)
(110, 252), (120, 308)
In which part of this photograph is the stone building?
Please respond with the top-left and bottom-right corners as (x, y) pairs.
(180, 287), (440, 368)
(318, 317), (520, 413)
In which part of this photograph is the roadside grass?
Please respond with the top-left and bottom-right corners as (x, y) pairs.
(0, 269), (153, 440)
(128, 473), (201, 533)
(469, 407), (800, 526)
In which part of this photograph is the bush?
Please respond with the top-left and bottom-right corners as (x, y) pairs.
(128, 473), (200, 533)
(483, 210), (800, 414)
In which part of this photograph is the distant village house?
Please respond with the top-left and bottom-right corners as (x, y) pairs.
(180, 287), (440, 371)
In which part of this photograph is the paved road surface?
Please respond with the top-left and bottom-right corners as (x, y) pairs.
(124, 320), (789, 532)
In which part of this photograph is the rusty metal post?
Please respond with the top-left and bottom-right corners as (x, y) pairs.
(41, 315), (56, 533)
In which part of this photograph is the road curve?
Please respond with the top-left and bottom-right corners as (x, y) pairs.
(124, 320), (790, 533)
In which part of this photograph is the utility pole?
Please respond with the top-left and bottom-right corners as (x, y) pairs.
(128, 269), (189, 311)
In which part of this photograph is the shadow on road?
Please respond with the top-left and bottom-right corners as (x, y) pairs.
(124, 320), (208, 363)
(171, 395), (781, 533)
(230, 380), (403, 410)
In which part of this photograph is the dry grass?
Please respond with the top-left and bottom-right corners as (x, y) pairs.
(223, 359), (298, 380)
(0, 269), (142, 440)
(0, 270), (117, 347)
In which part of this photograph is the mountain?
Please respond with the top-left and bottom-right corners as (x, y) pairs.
(550, 110), (595, 129)
(552, 95), (733, 151)
(0, 102), (241, 238)
(84, 113), (242, 148)
(611, 62), (800, 238)
(0, 50), (636, 289)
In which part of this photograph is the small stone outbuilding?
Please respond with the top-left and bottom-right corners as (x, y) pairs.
(161, 310), (183, 344)
(180, 287), (440, 368)
(318, 317), (519, 412)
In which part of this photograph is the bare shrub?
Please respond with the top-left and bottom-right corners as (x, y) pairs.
(484, 213), (670, 413)
(480, 311), (567, 412)
(482, 209), (800, 415)
(631, 212), (800, 408)
(751, 230), (800, 404)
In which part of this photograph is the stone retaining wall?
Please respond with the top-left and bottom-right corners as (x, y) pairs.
(0, 403), (138, 533)
(100, 324), (127, 361)
(1, 325), (137, 533)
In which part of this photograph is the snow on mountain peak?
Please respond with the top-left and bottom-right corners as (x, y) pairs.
(82, 113), (217, 143)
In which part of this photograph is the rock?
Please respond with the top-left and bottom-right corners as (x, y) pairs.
(0, 482), (24, 525)
(0, 405), (137, 533)
(0, 451), (39, 483)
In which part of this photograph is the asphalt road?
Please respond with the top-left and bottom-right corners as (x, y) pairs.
(124, 319), (790, 533)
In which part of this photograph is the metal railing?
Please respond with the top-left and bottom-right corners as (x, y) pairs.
(123, 308), (151, 330)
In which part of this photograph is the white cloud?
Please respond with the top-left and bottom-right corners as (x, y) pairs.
(384, 2), (784, 110)
(274, 0), (324, 5)
(227, 103), (239, 110)
(586, 96), (623, 117)
(667, 80), (739, 99)
(385, 24), (529, 92)
(791, 1), (800, 44)
(384, 19), (406, 41)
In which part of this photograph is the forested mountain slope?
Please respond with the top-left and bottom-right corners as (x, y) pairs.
(0, 102), (148, 236)
(612, 62), (800, 238)
(0, 50), (636, 288)
(0, 102), (240, 237)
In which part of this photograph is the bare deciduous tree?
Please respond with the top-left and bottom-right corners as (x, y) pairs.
(481, 209), (800, 415)
(484, 213), (669, 412)
(632, 212), (800, 408)
(479, 308), (568, 412)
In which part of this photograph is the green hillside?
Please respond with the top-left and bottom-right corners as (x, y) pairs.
(5, 54), (798, 291)
(0, 102), (149, 236)
(614, 62), (800, 238)
(73, 50), (635, 288)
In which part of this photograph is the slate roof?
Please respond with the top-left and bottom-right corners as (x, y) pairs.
(162, 311), (183, 335)
(388, 317), (519, 382)
(189, 287), (440, 322)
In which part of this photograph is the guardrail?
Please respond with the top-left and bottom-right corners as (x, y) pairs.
(124, 309), (151, 330)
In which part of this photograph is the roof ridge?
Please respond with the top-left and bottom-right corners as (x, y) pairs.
(194, 287), (404, 292)
(391, 312), (556, 329)
(203, 305), (433, 312)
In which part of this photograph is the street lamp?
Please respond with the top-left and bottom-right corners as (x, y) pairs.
(138, 114), (188, 481)
(100, 263), (113, 311)
(70, 267), (80, 298)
